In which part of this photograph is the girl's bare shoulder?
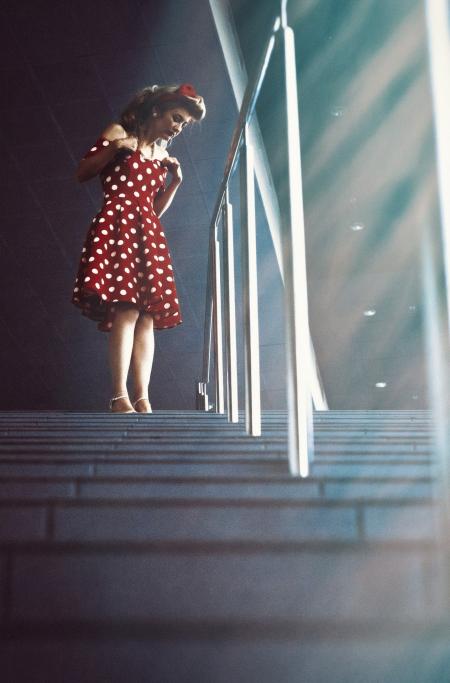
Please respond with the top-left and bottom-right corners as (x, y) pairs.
(101, 122), (128, 141)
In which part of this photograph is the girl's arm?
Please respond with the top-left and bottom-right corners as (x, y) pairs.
(75, 124), (137, 182)
(153, 178), (182, 218)
(153, 155), (183, 217)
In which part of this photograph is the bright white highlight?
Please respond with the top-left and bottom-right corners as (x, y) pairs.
(425, 0), (450, 332)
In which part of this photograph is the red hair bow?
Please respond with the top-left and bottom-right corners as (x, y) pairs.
(177, 83), (198, 99)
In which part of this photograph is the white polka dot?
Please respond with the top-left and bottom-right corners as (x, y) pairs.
(106, 176), (111, 182)
(101, 293), (107, 300)
(124, 267), (130, 273)
(115, 204), (122, 210)
(159, 243), (165, 249)
(165, 289), (172, 294)
(156, 268), (163, 274)
(90, 146), (97, 152)
(128, 213), (134, 219)
(107, 210), (114, 216)
(85, 276), (90, 281)
(93, 237), (100, 243)
(167, 276), (173, 281)
(120, 175), (126, 181)
(95, 283), (100, 289)
(98, 218), (105, 223)
(114, 165), (120, 172)
(92, 268), (98, 274)
(133, 162), (139, 169)
(117, 240), (124, 246)
(106, 273), (112, 279)
(137, 174), (143, 180)
(112, 185), (117, 190)
(120, 253), (127, 259)
(128, 282), (133, 288)
(127, 181), (133, 187)
(117, 275), (123, 281)
(120, 289), (127, 295)
(96, 248), (102, 254)
(102, 140), (110, 146)
(101, 229), (108, 235)
(151, 287), (156, 292)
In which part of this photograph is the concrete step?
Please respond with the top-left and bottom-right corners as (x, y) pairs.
(0, 407), (443, 683)
(0, 475), (434, 501)
(0, 498), (438, 544)
(0, 458), (435, 480)
(0, 540), (443, 624)
(2, 623), (449, 683)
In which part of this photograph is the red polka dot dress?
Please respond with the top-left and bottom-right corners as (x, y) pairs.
(71, 136), (183, 331)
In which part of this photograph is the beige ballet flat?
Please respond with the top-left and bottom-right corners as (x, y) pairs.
(133, 397), (152, 413)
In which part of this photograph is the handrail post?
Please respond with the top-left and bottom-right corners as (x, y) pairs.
(222, 191), (239, 422)
(279, 10), (314, 476)
(212, 220), (225, 414)
(240, 125), (261, 436)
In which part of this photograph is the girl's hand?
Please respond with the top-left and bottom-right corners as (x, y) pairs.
(115, 135), (138, 153)
(161, 156), (182, 184)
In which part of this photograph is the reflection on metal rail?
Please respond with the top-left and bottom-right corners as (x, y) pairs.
(196, 1), (322, 477)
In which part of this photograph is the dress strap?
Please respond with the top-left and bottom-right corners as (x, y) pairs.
(81, 136), (112, 161)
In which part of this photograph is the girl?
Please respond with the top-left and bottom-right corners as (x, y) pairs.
(72, 84), (206, 413)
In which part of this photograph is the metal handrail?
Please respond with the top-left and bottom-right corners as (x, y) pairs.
(196, 0), (321, 476)
(200, 13), (280, 393)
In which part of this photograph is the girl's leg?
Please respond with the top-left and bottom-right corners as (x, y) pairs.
(130, 312), (155, 413)
(108, 303), (140, 412)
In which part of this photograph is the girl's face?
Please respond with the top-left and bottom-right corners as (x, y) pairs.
(151, 106), (193, 142)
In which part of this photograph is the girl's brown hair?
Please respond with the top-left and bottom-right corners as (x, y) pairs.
(119, 84), (206, 142)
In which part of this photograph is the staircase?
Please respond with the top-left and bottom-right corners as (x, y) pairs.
(1, 409), (449, 682)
